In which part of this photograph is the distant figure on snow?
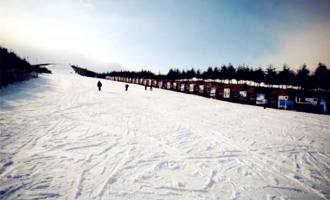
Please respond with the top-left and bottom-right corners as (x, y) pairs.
(263, 99), (268, 109)
(125, 84), (129, 91)
(97, 80), (102, 91)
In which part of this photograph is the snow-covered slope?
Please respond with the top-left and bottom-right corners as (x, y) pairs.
(1, 65), (330, 200)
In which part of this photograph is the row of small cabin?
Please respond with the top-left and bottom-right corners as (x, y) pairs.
(105, 76), (329, 114)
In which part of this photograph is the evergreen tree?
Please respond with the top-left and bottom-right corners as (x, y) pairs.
(186, 68), (196, 79)
(252, 68), (265, 86)
(277, 65), (296, 88)
(296, 64), (310, 89)
(313, 63), (330, 90)
(202, 67), (214, 79)
(227, 64), (236, 83)
(265, 65), (277, 87)
(196, 69), (202, 79)
(236, 65), (250, 84)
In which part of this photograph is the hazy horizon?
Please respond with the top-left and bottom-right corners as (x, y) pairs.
(1, 0), (329, 73)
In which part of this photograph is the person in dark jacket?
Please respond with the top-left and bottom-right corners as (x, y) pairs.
(97, 80), (102, 91)
(125, 84), (129, 91)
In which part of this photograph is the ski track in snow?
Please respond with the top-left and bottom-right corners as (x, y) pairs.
(0, 65), (330, 200)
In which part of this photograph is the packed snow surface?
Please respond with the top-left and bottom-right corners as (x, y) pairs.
(1, 65), (330, 200)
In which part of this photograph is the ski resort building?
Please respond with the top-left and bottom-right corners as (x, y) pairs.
(106, 76), (330, 114)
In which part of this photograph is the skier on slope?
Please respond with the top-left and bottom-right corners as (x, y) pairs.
(97, 80), (102, 91)
(125, 84), (129, 91)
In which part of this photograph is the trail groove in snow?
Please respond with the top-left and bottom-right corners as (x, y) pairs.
(1, 65), (330, 200)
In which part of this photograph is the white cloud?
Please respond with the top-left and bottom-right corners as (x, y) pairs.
(255, 22), (330, 70)
(82, 0), (94, 8)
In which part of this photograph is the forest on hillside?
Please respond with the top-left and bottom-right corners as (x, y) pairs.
(0, 47), (51, 87)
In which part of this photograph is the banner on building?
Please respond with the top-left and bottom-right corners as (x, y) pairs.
(199, 85), (204, 93)
(180, 84), (185, 91)
(189, 84), (194, 92)
(305, 98), (318, 106)
(278, 96), (293, 109)
(239, 91), (247, 98)
(223, 88), (230, 98)
(256, 93), (266, 105)
(210, 87), (216, 97)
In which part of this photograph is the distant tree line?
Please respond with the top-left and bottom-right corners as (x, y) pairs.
(71, 65), (102, 78)
(0, 47), (51, 87)
(106, 63), (330, 90)
(103, 70), (164, 80)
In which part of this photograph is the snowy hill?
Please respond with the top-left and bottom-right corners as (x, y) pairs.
(1, 65), (330, 200)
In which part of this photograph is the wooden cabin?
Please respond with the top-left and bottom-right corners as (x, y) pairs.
(110, 76), (329, 114)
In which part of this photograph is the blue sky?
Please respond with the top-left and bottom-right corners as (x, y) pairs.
(1, 0), (329, 73)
